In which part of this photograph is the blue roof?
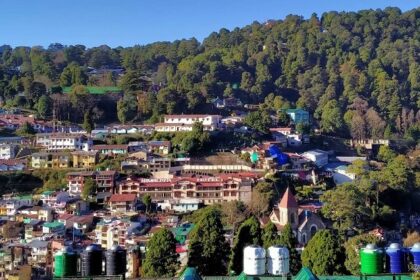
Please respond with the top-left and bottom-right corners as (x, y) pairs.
(286, 108), (309, 114)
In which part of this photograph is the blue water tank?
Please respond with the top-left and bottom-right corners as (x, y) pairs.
(410, 243), (420, 267)
(386, 243), (406, 273)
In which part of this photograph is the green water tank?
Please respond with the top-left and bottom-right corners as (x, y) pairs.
(360, 244), (383, 274)
(250, 152), (259, 163)
(54, 247), (78, 277)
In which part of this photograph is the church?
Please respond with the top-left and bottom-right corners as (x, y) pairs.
(266, 187), (325, 245)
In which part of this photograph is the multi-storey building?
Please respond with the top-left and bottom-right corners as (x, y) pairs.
(128, 141), (171, 155)
(66, 170), (117, 195)
(35, 133), (92, 151)
(0, 144), (19, 160)
(117, 173), (257, 204)
(92, 144), (129, 155)
(31, 152), (71, 169)
(108, 194), (137, 212)
(95, 219), (142, 249)
(155, 114), (222, 132)
(71, 150), (98, 168)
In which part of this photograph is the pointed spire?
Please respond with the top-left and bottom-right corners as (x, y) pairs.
(279, 187), (298, 208)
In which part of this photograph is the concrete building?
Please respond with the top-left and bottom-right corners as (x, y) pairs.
(36, 133), (92, 151)
(71, 151), (98, 168)
(285, 109), (310, 124)
(108, 194), (138, 212)
(301, 149), (329, 167)
(66, 170), (117, 195)
(92, 145), (128, 155)
(157, 198), (202, 213)
(155, 114), (222, 132)
(117, 173), (256, 205)
(31, 152), (71, 169)
(0, 144), (19, 160)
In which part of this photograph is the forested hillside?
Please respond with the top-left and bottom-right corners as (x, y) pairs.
(0, 7), (419, 140)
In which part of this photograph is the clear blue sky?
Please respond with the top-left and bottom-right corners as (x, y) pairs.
(1, 0), (418, 47)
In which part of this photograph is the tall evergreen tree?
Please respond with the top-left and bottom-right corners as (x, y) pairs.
(229, 216), (261, 275)
(82, 111), (94, 133)
(278, 223), (301, 274)
(142, 228), (179, 277)
(301, 230), (345, 275)
(188, 208), (229, 275)
(262, 221), (280, 248)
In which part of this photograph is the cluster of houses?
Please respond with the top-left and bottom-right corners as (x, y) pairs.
(0, 111), (373, 278)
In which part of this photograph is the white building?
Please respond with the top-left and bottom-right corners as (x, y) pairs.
(5, 197), (33, 216)
(301, 149), (329, 167)
(36, 133), (92, 151)
(157, 199), (202, 213)
(155, 114), (222, 132)
(330, 164), (356, 185)
(0, 144), (19, 159)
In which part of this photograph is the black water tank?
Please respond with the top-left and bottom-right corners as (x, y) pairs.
(106, 245), (127, 275)
(81, 244), (103, 276)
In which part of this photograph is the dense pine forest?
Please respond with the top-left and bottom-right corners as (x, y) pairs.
(0, 7), (419, 140)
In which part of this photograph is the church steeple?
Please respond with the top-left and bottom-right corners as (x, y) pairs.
(278, 187), (299, 228)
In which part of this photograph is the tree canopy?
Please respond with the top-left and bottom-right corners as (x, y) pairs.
(188, 207), (229, 275)
(301, 229), (345, 275)
(0, 7), (418, 137)
(142, 228), (179, 277)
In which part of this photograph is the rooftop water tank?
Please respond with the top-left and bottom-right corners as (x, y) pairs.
(81, 244), (103, 276)
(360, 244), (384, 274)
(243, 245), (266, 276)
(386, 243), (407, 274)
(106, 245), (127, 276)
(410, 243), (420, 267)
(267, 246), (289, 275)
(54, 247), (78, 277)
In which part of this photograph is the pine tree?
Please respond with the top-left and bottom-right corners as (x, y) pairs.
(188, 208), (229, 275)
(82, 111), (94, 133)
(142, 228), (179, 277)
(278, 223), (301, 274)
(262, 221), (280, 248)
(301, 229), (345, 275)
(229, 216), (261, 275)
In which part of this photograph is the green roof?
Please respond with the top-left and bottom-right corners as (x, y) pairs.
(294, 267), (319, 280)
(43, 221), (64, 228)
(62, 86), (122, 94)
(173, 224), (195, 237)
(17, 195), (32, 200)
(42, 191), (55, 195)
(286, 108), (308, 114)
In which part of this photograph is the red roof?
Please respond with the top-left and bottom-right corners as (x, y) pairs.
(279, 188), (298, 208)
(93, 145), (128, 150)
(109, 194), (136, 203)
(0, 159), (26, 166)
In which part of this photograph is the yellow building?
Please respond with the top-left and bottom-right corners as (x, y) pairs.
(0, 204), (7, 216)
(31, 152), (70, 169)
(71, 151), (98, 169)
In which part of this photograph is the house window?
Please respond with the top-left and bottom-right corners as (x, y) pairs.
(310, 225), (317, 237)
(290, 213), (295, 225)
(302, 233), (307, 244)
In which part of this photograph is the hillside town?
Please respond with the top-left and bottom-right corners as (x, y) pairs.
(0, 103), (417, 279)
